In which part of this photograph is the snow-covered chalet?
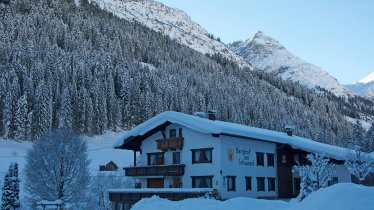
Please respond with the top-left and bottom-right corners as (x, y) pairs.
(109, 111), (356, 209)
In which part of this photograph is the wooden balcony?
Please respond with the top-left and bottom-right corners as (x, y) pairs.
(124, 164), (185, 176)
(156, 137), (184, 150)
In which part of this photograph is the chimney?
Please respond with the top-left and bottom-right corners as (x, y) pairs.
(284, 125), (294, 136)
(207, 110), (218, 121)
(193, 112), (206, 118)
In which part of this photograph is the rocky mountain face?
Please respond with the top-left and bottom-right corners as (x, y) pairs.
(229, 31), (352, 97)
(88, 0), (250, 68)
(346, 72), (374, 99)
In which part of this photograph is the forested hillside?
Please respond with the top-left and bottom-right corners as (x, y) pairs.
(0, 0), (371, 149)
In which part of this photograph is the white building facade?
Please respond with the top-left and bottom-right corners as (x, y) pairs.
(113, 111), (352, 203)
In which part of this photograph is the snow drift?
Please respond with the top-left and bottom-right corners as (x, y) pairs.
(131, 183), (374, 210)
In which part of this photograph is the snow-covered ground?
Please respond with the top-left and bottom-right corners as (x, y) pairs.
(0, 131), (133, 204)
(132, 183), (374, 210)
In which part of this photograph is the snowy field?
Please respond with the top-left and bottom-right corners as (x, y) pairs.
(132, 183), (374, 210)
(0, 131), (133, 203)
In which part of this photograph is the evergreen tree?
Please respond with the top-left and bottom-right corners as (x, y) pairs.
(58, 87), (73, 130)
(14, 94), (28, 140)
(1, 162), (20, 210)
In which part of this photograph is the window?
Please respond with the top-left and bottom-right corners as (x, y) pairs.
(281, 155), (287, 164)
(257, 177), (265, 191)
(170, 129), (177, 138)
(268, 177), (276, 191)
(173, 152), (180, 164)
(328, 177), (338, 186)
(256, 152), (264, 166)
(293, 154), (300, 164)
(147, 153), (164, 165)
(179, 128), (183, 137)
(267, 153), (274, 167)
(227, 176), (236, 191)
(192, 148), (213, 164)
(245, 177), (252, 191)
(192, 176), (213, 188)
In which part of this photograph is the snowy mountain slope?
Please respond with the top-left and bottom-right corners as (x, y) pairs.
(229, 31), (352, 97)
(88, 0), (250, 68)
(346, 72), (374, 98)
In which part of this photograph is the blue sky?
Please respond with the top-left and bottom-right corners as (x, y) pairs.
(158, 0), (374, 84)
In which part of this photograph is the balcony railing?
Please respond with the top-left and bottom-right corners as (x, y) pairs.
(156, 137), (184, 150)
(124, 164), (185, 176)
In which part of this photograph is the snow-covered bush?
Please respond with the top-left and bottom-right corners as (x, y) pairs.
(1, 162), (20, 210)
(345, 145), (374, 184)
(85, 172), (135, 210)
(293, 153), (336, 201)
(24, 130), (90, 206)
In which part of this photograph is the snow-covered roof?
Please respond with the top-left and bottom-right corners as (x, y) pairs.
(114, 111), (349, 160)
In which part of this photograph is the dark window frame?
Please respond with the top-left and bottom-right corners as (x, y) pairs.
(226, 176), (236, 192)
(245, 176), (252, 191)
(170, 129), (177, 138)
(257, 177), (265, 192)
(191, 176), (214, 188)
(147, 152), (165, 165)
(179, 128), (183, 137)
(191, 148), (213, 164)
(268, 177), (276, 191)
(267, 153), (275, 167)
(173, 151), (181, 165)
(256, 152), (264, 166)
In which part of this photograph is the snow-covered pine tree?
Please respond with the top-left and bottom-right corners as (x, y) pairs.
(58, 87), (73, 130)
(352, 120), (367, 150)
(33, 81), (53, 139)
(365, 123), (374, 152)
(293, 153), (337, 201)
(345, 145), (374, 184)
(1, 162), (20, 210)
(14, 94), (28, 140)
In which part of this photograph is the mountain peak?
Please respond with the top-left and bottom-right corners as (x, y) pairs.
(247, 31), (284, 50)
(357, 72), (374, 84)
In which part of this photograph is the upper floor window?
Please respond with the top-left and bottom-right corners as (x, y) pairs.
(179, 128), (183, 137)
(170, 129), (177, 138)
(245, 177), (252, 191)
(267, 153), (274, 167)
(293, 154), (300, 164)
(268, 177), (276, 191)
(192, 176), (213, 188)
(227, 176), (236, 192)
(256, 152), (264, 166)
(147, 152), (164, 165)
(173, 152), (181, 164)
(191, 148), (213, 164)
(281, 155), (287, 164)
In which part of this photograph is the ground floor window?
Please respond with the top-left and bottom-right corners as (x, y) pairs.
(227, 176), (236, 191)
(245, 176), (252, 191)
(257, 177), (265, 191)
(192, 176), (213, 188)
(114, 202), (132, 210)
(268, 177), (276, 191)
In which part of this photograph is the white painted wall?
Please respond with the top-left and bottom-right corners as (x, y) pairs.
(219, 135), (277, 199)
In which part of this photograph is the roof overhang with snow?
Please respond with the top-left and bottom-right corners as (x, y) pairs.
(114, 111), (349, 160)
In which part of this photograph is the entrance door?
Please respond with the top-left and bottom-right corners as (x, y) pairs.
(173, 178), (181, 188)
(293, 178), (301, 196)
(147, 178), (164, 188)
